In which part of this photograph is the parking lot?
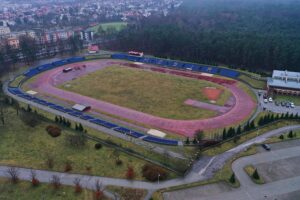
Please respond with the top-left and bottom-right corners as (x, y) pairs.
(257, 90), (300, 115)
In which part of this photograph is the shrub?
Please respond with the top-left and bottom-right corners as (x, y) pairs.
(126, 166), (135, 180)
(64, 161), (73, 172)
(85, 166), (92, 173)
(142, 164), (168, 182)
(116, 159), (123, 166)
(279, 134), (284, 140)
(46, 125), (61, 137)
(95, 143), (102, 150)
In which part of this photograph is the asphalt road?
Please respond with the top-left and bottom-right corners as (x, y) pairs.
(192, 145), (300, 200)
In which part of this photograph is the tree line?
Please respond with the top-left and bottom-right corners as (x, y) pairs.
(0, 35), (83, 77)
(105, 0), (300, 73)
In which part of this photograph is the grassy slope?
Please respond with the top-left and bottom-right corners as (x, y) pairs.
(106, 186), (147, 200)
(17, 102), (188, 174)
(0, 178), (98, 200)
(238, 74), (266, 89)
(0, 107), (171, 180)
(59, 66), (231, 120)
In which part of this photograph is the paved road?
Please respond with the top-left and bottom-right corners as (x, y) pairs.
(189, 145), (300, 200)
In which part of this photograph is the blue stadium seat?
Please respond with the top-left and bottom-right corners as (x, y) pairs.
(142, 136), (178, 145)
(80, 114), (95, 121)
(219, 68), (240, 78)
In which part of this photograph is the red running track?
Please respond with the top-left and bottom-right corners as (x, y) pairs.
(29, 60), (256, 137)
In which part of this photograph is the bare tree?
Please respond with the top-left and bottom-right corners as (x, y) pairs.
(50, 175), (61, 189)
(30, 170), (39, 186)
(7, 167), (19, 184)
(94, 180), (104, 200)
(73, 177), (82, 193)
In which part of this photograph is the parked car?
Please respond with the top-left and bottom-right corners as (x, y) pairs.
(281, 101), (286, 106)
(264, 99), (268, 103)
(291, 102), (295, 108)
(262, 144), (271, 151)
(268, 97), (273, 102)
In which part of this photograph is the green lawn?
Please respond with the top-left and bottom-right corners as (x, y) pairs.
(0, 178), (99, 200)
(59, 66), (231, 120)
(238, 75), (266, 89)
(273, 94), (300, 105)
(9, 75), (26, 88)
(0, 107), (174, 180)
(89, 22), (127, 33)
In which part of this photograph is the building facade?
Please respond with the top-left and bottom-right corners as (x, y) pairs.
(267, 70), (300, 96)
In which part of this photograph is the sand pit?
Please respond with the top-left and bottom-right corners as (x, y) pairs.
(202, 87), (223, 101)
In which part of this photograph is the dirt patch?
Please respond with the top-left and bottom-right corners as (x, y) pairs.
(202, 87), (223, 101)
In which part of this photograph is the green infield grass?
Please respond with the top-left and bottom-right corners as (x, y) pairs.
(59, 66), (232, 120)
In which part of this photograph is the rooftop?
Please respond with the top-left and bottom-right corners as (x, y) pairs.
(272, 70), (300, 80)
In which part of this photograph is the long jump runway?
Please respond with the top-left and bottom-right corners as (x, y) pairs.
(29, 59), (256, 137)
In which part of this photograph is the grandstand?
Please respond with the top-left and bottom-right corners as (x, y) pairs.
(111, 53), (240, 78)
(267, 70), (300, 95)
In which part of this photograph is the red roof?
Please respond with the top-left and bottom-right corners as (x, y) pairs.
(88, 45), (99, 52)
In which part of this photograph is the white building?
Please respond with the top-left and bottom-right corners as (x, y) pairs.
(0, 26), (10, 35)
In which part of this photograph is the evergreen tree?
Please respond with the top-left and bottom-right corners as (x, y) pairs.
(78, 123), (84, 132)
(279, 134), (284, 140)
(250, 121), (255, 129)
(236, 125), (242, 135)
(222, 128), (227, 140)
(185, 137), (190, 144)
(288, 130), (294, 138)
(27, 105), (32, 112)
(252, 169), (260, 180)
(59, 116), (63, 124)
(229, 173), (236, 184)
(55, 116), (59, 123)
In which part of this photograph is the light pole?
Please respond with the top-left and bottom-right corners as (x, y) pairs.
(158, 173), (160, 184)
